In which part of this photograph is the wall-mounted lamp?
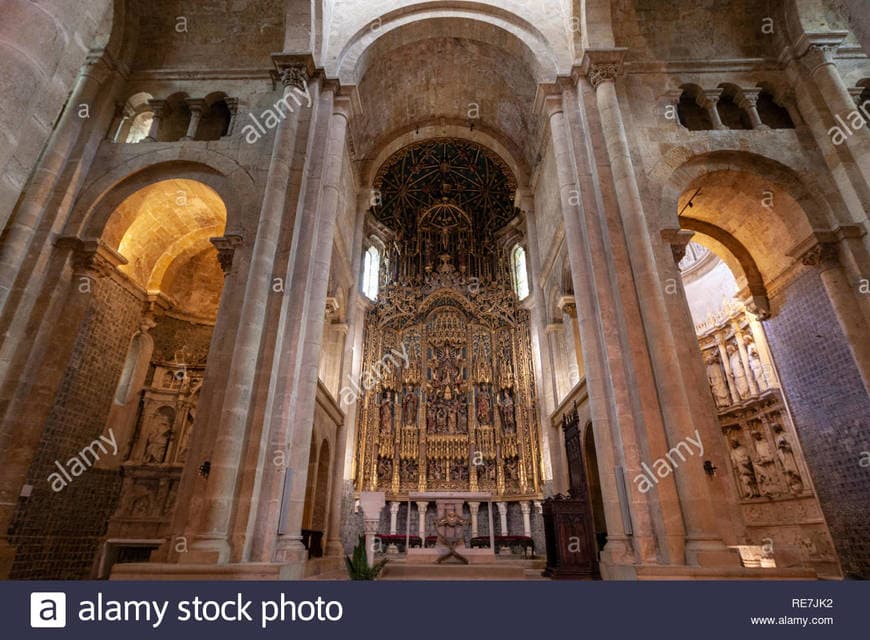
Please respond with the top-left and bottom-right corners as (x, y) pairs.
(198, 460), (211, 478)
(703, 460), (718, 477)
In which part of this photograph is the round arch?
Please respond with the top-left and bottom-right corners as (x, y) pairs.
(333, 2), (561, 83)
(66, 150), (255, 240)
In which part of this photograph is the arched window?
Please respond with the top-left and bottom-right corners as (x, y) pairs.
(511, 244), (529, 300)
(125, 111), (154, 143)
(362, 245), (380, 300)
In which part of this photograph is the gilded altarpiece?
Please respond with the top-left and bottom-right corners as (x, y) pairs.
(353, 141), (543, 503)
(354, 264), (541, 501)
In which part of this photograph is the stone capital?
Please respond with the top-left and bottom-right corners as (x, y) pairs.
(799, 242), (840, 270)
(660, 228), (696, 264)
(147, 99), (170, 117)
(54, 237), (127, 279)
(557, 295), (578, 318)
(794, 32), (848, 73)
(580, 48), (627, 91)
(210, 234), (244, 275)
(185, 98), (206, 113)
(271, 53), (316, 90)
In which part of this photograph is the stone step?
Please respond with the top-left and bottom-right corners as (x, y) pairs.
(380, 560), (547, 581)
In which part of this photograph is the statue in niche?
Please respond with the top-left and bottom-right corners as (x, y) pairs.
(476, 386), (492, 425)
(426, 403), (436, 434)
(750, 431), (777, 496)
(505, 458), (519, 481)
(377, 457), (393, 482)
(745, 340), (770, 392)
(447, 403), (458, 433)
(143, 408), (174, 463)
(401, 458), (419, 482)
(729, 438), (760, 498)
(435, 406), (448, 433)
(403, 388), (418, 425)
(429, 459), (445, 481)
(457, 402), (468, 434)
(379, 392), (393, 433)
(161, 370), (175, 389)
(773, 424), (804, 494)
(727, 343), (750, 400)
(451, 460), (469, 482)
(705, 353), (730, 407)
(498, 389), (516, 432)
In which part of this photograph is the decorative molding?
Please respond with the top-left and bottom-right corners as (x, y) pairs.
(210, 235), (243, 275)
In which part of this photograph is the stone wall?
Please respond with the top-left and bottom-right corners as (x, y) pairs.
(150, 315), (215, 365)
(8, 276), (142, 579)
(764, 268), (870, 577)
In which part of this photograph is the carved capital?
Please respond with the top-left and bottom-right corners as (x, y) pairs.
(54, 237), (127, 280)
(185, 98), (206, 114)
(146, 99), (169, 118)
(210, 234), (243, 275)
(223, 97), (239, 115)
(800, 242), (839, 270)
(661, 228), (696, 265)
(272, 53), (315, 91)
(580, 48), (627, 91)
(558, 295), (578, 318)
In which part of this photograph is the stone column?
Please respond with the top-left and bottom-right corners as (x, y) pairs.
(496, 502), (508, 536)
(559, 296), (584, 381)
(735, 89), (768, 130)
(699, 89), (726, 130)
(520, 501), (532, 538)
(388, 501), (399, 535)
(224, 98), (240, 136)
(583, 49), (735, 566)
(145, 99), (168, 142)
(544, 86), (645, 567)
(182, 99), (205, 140)
(545, 323), (569, 401)
(324, 189), (373, 557)
(799, 39), (870, 182)
(0, 52), (115, 316)
(416, 501), (428, 540)
(266, 80), (351, 570)
(798, 240), (870, 395)
(468, 501), (481, 538)
(187, 58), (310, 564)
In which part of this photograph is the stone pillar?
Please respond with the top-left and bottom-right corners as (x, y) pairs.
(324, 192), (372, 558)
(182, 99), (205, 140)
(699, 89), (727, 130)
(145, 99), (168, 142)
(544, 86), (644, 567)
(0, 52), (115, 316)
(266, 80), (351, 570)
(798, 39), (870, 182)
(388, 501), (399, 535)
(735, 89), (768, 130)
(559, 295), (584, 381)
(416, 501), (428, 540)
(545, 323), (570, 401)
(224, 98), (240, 136)
(496, 502), (508, 536)
(468, 501), (481, 538)
(583, 49), (735, 566)
(520, 501), (532, 538)
(187, 58), (310, 565)
(797, 240), (870, 395)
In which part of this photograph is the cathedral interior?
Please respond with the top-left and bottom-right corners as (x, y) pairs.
(0, 0), (868, 581)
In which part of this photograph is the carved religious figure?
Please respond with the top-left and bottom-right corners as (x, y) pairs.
(476, 386), (492, 425)
(729, 438), (760, 498)
(401, 458), (419, 482)
(750, 430), (777, 496)
(379, 392), (394, 432)
(727, 343), (750, 400)
(745, 340), (769, 392)
(773, 425), (804, 494)
(498, 389), (516, 432)
(402, 387), (418, 425)
(377, 457), (393, 482)
(705, 353), (730, 407)
(142, 408), (174, 463)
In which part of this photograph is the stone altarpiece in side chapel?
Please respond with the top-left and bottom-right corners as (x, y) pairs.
(354, 141), (543, 504)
